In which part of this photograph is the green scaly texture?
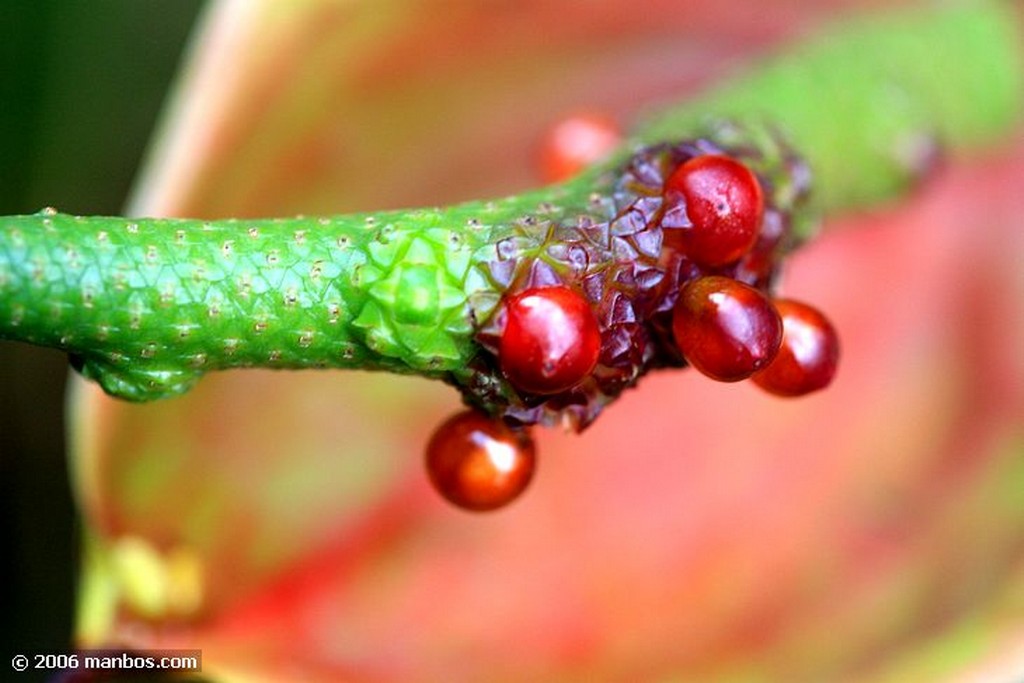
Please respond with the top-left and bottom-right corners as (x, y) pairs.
(0, 1), (1020, 402)
(0, 189), (583, 400)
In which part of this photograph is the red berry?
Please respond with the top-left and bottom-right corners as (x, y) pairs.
(672, 275), (782, 382)
(425, 410), (536, 511)
(538, 112), (621, 183)
(753, 299), (839, 397)
(663, 154), (764, 267)
(499, 285), (601, 395)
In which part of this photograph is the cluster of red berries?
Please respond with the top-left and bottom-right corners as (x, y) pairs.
(427, 126), (838, 511)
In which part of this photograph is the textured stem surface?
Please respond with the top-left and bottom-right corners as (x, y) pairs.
(0, 192), (570, 400)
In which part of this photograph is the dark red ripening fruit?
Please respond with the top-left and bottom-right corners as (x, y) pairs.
(425, 410), (536, 512)
(754, 299), (839, 397)
(663, 154), (765, 267)
(499, 285), (601, 395)
(673, 275), (783, 382)
(538, 112), (621, 183)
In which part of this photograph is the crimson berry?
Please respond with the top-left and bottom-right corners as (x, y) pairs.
(499, 285), (601, 395)
(753, 299), (839, 397)
(663, 154), (764, 267)
(673, 275), (782, 382)
(538, 112), (621, 183)
(425, 410), (536, 512)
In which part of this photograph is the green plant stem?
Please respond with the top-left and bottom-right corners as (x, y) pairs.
(0, 1), (1020, 402)
(0, 194), (564, 400)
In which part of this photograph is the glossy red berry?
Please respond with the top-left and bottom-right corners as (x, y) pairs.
(673, 275), (782, 382)
(663, 154), (764, 267)
(753, 299), (839, 397)
(499, 285), (601, 395)
(425, 410), (536, 512)
(538, 112), (621, 183)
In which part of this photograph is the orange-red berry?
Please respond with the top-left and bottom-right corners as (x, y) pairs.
(673, 275), (782, 382)
(425, 410), (536, 511)
(663, 154), (764, 267)
(499, 285), (601, 395)
(753, 299), (839, 396)
(538, 112), (621, 183)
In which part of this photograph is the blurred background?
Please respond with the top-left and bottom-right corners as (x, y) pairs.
(0, 1), (204, 669)
(2, 2), (1023, 682)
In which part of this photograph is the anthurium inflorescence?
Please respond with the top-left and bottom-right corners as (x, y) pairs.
(7, 0), (1018, 510)
(432, 137), (838, 510)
